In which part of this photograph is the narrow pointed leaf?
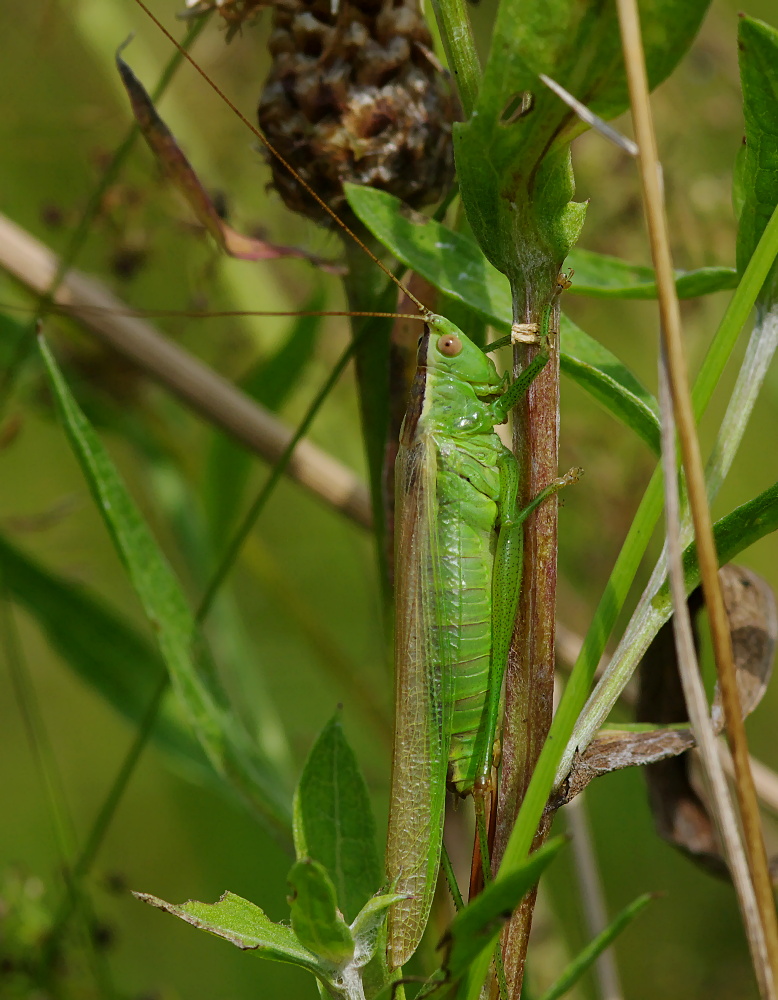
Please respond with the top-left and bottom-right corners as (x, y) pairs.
(135, 889), (324, 973)
(293, 714), (380, 922)
(655, 481), (778, 614)
(442, 837), (565, 982)
(0, 531), (214, 782)
(567, 249), (737, 299)
(537, 893), (654, 1000)
(37, 336), (292, 838)
(287, 859), (355, 966)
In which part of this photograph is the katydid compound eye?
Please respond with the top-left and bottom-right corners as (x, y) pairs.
(437, 333), (463, 357)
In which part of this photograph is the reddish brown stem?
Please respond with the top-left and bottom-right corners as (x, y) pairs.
(492, 300), (561, 996)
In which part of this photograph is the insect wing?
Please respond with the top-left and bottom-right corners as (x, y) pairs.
(386, 433), (452, 969)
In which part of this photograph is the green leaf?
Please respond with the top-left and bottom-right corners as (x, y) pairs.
(204, 298), (324, 538)
(538, 893), (654, 1000)
(345, 185), (660, 450)
(566, 249), (737, 300)
(443, 837), (565, 983)
(654, 480), (778, 614)
(453, 0), (710, 292)
(345, 186), (734, 305)
(560, 315), (659, 453)
(736, 16), (778, 302)
(134, 889), (324, 973)
(294, 714), (380, 922)
(287, 859), (355, 966)
(37, 336), (292, 839)
(0, 531), (215, 782)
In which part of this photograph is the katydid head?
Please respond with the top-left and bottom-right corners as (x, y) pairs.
(422, 314), (503, 391)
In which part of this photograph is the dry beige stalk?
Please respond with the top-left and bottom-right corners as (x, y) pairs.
(0, 212), (372, 530)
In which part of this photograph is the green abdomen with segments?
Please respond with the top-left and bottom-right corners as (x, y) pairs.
(433, 434), (502, 794)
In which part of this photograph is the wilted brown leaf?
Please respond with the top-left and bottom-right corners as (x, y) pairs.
(116, 52), (342, 272)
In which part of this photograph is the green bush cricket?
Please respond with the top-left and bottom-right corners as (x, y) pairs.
(386, 309), (578, 968)
(128, 0), (579, 972)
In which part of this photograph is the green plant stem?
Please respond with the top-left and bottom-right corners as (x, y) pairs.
(429, 0), (481, 117)
(465, 193), (778, 1000)
(1, 590), (114, 992)
(1, 591), (77, 865)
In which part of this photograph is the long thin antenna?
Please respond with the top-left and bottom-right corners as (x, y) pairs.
(0, 303), (426, 323)
(130, 0), (428, 315)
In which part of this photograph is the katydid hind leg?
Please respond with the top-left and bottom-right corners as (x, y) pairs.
(475, 445), (524, 787)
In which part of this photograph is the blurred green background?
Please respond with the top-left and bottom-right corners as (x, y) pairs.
(1, 1), (777, 998)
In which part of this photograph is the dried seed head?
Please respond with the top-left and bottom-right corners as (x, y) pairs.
(257, 0), (458, 225)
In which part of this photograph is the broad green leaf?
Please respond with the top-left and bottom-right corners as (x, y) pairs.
(204, 298), (324, 538)
(135, 889), (323, 973)
(453, 0), (710, 292)
(443, 837), (565, 983)
(293, 714), (380, 922)
(287, 859), (355, 966)
(538, 893), (654, 1000)
(37, 336), (292, 839)
(736, 16), (778, 302)
(345, 185), (660, 450)
(0, 531), (215, 782)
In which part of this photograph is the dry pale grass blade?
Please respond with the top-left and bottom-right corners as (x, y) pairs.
(719, 749), (778, 820)
(658, 362), (771, 993)
(615, 0), (778, 993)
(0, 212), (372, 530)
(538, 74), (639, 157)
